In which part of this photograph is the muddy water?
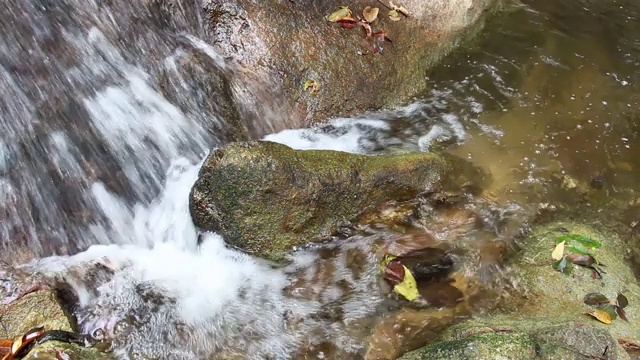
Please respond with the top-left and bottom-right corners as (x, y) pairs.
(414, 0), (640, 227)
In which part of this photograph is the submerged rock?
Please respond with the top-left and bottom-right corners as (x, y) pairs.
(203, 0), (504, 124)
(0, 290), (113, 360)
(190, 141), (459, 261)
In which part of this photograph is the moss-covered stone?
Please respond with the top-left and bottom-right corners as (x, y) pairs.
(399, 331), (537, 360)
(190, 140), (455, 261)
(395, 220), (640, 360)
(0, 291), (114, 360)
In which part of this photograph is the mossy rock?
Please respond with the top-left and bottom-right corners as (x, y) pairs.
(399, 331), (537, 360)
(0, 291), (114, 360)
(189, 141), (463, 261)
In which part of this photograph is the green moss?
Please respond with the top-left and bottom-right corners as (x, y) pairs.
(0, 291), (114, 360)
(399, 332), (537, 360)
(190, 141), (455, 261)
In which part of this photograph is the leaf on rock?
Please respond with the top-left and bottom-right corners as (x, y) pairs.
(599, 303), (618, 320)
(393, 264), (419, 301)
(584, 292), (609, 306)
(363, 6), (379, 23)
(552, 256), (573, 275)
(328, 6), (352, 22)
(552, 241), (565, 260)
(567, 254), (595, 267)
(586, 309), (613, 324)
(556, 234), (602, 250)
(617, 293), (629, 309)
(616, 306), (629, 322)
(384, 259), (405, 284)
(303, 79), (320, 95)
(336, 17), (359, 29)
(388, 10), (401, 21)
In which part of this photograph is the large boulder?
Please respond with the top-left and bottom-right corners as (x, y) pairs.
(189, 141), (472, 261)
(204, 0), (504, 124)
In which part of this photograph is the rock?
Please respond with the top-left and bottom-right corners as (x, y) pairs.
(203, 0), (503, 124)
(0, 290), (113, 360)
(399, 331), (537, 360)
(399, 221), (640, 359)
(190, 140), (459, 261)
(400, 321), (630, 360)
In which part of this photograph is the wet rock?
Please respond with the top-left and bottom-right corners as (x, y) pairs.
(0, 290), (113, 360)
(400, 221), (640, 359)
(203, 0), (503, 124)
(190, 140), (454, 261)
(398, 331), (537, 360)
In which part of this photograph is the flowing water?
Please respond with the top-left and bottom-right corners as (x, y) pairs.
(1, 0), (640, 359)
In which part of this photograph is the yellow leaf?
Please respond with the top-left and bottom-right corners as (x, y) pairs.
(551, 241), (565, 260)
(303, 79), (320, 95)
(363, 6), (379, 23)
(587, 309), (613, 324)
(393, 264), (419, 301)
(388, 10), (401, 21)
(328, 6), (352, 22)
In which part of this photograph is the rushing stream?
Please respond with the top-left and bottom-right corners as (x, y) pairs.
(1, 0), (640, 359)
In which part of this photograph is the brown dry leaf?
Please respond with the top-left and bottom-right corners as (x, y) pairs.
(551, 241), (565, 260)
(328, 6), (352, 22)
(336, 17), (359, 29)
(363, 6), (379, 23)
(586, 309), (613, 324)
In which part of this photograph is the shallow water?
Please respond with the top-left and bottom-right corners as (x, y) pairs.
(2, 0), (640, 359)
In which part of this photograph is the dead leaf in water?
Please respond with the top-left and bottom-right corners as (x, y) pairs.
(328, 6), (352, 22)
(388, 10), (401, 21)
(551, 241), (565, 260)
(616, 306), (629, 322)
(363, 6), (379, 23)
(394, 264), (419, 301)
(586, 309), (613, 324)
(384, 259), (405, 284)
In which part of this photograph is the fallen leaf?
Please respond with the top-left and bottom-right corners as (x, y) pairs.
(556, 234), (601, 250)
(586, 309), (613, 324)
(552, 241), (565, 260)
(616, 306), (629, 322)
(303, 79), (319, 95)
(55, 349), (71, 360)
(336, 17), (359, 29)
(328, 6), (352, 22)
(617, 293), (629, 308)
(584, 292), (609, 306)
(552, 256), (573, 275)
(363, 6), (379, 23)
(618, 337), (640, 351)
(568, 254), (595, 266)
(393, 264), (419, 301)
(599, 303), (618, 320)
(361, 22), (373, 37)
(388, 10), (401, 21)
(384, 259), (405, 284)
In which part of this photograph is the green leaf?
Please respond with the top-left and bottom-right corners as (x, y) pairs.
(565, 243), (591, 255)
(328, 6), (352, 22)
(556, 234), (601, 249)
(598, 303), (618, 320)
